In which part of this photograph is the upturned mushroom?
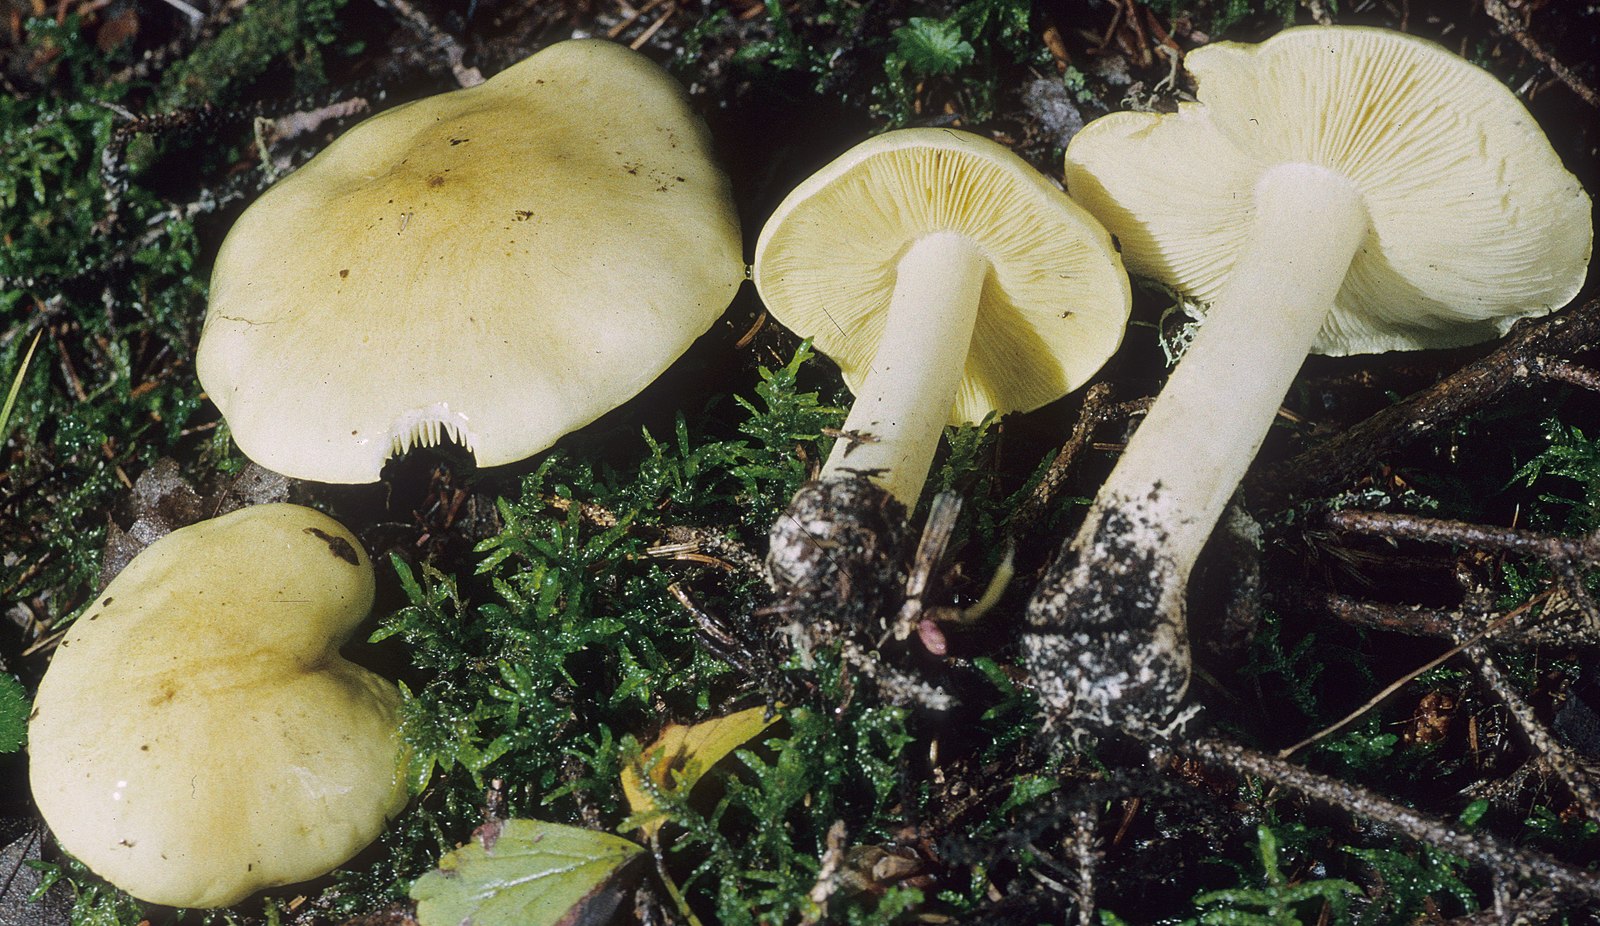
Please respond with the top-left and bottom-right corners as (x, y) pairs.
(198, 39), (742, 483)
(755, 128), (1131, 509)
(755, 129), (1130, 614)
(1023, 26), (1593, 737)
(29, 504), (406, 908)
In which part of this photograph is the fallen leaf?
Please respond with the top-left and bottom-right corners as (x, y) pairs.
(621, 705), (778, 837)
(410, 819), (644, 926)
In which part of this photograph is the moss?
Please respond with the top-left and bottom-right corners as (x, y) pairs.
(157, 0), (349, 110)
(5, 3), (1599, 924)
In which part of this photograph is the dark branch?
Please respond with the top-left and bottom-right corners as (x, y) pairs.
(1175, 738), (1600, 904)
(1249, 299), (1600, 511)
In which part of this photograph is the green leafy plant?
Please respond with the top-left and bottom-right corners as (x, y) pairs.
(1344, 845), (1476, 921)
(0, 673), (27, 752)
(1515, 418), (1600, 532)
(891, 17), (975, 76)
(1190, 826), (1361, 925)
(879, 0), (1036, 124)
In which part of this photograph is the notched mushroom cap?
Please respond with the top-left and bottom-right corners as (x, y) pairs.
(1065, 26), (1592, 356)
(28, 504), (406, 909)
(198, 39), (743, 483)
(755, 128), (1131, 424)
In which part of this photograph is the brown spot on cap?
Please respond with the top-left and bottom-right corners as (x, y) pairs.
(303, 527), (360, 565)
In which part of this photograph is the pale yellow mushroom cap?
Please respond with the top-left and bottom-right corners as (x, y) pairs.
(28, 504), (405, 909)
(754, 128), (1131, 424)
(1065, 26), (1593, 356)
(198, 39), (743, 483)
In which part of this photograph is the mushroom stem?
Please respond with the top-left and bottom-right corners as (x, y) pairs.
(1097, 163), (1369, 566)
(1026, 162), (1369, 734)
(820, 231), (990, 505)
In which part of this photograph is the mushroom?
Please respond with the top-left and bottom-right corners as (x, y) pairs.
(754, 128), (1130, 620)
(29, 504), (405, 908)
(1023, 26), (1593, 737)
(755, 128), (1131, 510)
(197, 39), (743, 483)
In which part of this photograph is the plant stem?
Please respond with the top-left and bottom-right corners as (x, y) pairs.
(819, 231), (988, 505)
(1025, 162), (1369, 735)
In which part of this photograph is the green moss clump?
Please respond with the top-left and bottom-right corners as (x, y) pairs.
(157, 0), (349, 110)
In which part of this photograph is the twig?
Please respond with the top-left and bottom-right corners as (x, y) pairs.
(1483, 0), (1600, 109)
(667, 582), (762, 680)
(606, 0), (667, 38)
(1315, 590), (1598, 652)
(1443, 887), (1574, 925)
(1539, 358), (1600, 392)
(1250, 299), (1600, 511)
(1324, 508), (1600, 632)
(801, 820), (850, 925)
(369, 0), (484, 87)
(155, 0), (204, 27)
(1278, 596), (1540, 758)
(628, 1), (676, 51)
(657, 524), (762, 577)
(889, 491), (961, 643)
(1070, 805), (1099, 926)
(1177, 737), (1600, 903)
(1009, 383), (1148, 539)
(1467, 642), (1600, 824)
(1315, 594), (1497, 640)
(733, 312), (767, 350)
(254, 98), (371, 179)
(1324, 509), (1600, 563)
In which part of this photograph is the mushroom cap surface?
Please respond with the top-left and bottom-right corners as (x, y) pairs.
(197, 39), (743, 483)
(1064, 26), (1592, 356)
(754, 128), (1131, 423)
(29, 504), (405, 909)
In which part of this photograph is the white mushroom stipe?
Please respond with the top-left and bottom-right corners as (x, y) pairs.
(755, 128), (1130, 510)
(820, 232), (989, 504)
(1090, 163), (1368, 574)
(1024, 25), (1591, 741)
(756, 129), (1130, 660)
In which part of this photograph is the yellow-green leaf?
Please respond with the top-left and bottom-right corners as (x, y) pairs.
(0, 330), (41, 449)
(621, 705), (778, 837)
(410, 819), (644, 926)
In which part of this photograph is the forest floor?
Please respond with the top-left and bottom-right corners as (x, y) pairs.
(1, 0), (1598, 923)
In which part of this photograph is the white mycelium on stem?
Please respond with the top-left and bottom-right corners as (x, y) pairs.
(1025, 164), (1369, 733)
(756, 128), (1130, 627)
(1024, 26), (1592, 740)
